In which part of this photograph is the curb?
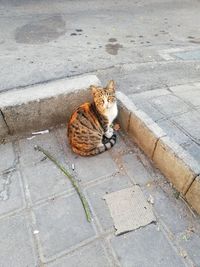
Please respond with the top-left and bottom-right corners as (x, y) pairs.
(0, 78), (199, 215)
(0, 74), (100, 137)
(117, 91), (200, 215)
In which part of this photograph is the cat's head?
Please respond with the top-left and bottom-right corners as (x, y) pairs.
(90, 80), (116, 113)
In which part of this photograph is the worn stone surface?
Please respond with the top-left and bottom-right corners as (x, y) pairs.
(18, 132), (62, 167)
(123, 83), (200, 215)
(172, 110), (200, 144)
(0, 127), (199, 267)
(74, 153), (119, 184)
(129, 90), (169, 121)
(0, 75), (99, 134)
(126, 83), (200, 171)
(178, 229), (200, 267)
(132, 100), (164, 121)
(111, 224), (186, 267)
(86, 174), (132, 232)
(158, 119), (190, 145)
(173, 49), (200, 60)
(48, 240), (111, 267)
(0, 171), (25, 216)
(130, 88), (170, 101)
(117, 104), (130, 133)
(21, 162), (73, 203)
(149, 94), (192, 116)
(143, 182), (189, 234)
(0, 213), (37, 267)
(171, 87), (200, 108)
(0, 112), (8, 139)
(34, 193), (96, 261)
(1, 0), (200, 264)
(181, 141), (200, 163)
(186, 176), (200, 214)
(2, 1), (200, 93)
(122, 153), (153, 185)
(170, 84), (198, 93)
(116, 91), (137, 132)
(129, 109), (166, 158)
(0, 143), (15, 172)
(153, 136), (199, 194)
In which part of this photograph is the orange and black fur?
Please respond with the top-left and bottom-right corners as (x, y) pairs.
(67, 80), (118, 156)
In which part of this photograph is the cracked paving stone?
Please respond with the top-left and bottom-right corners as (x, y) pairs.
(0, 171), (25, 216)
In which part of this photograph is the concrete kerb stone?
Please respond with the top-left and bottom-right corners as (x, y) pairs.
(0, 75), (100, 136)
(186, 176), (200, 214)
(117, 91), (166, 158)
(153, 136), (200, 194)
(0, 111), (9, 138)
(116, 91), (200, 214)
(116, 91), (138, 132)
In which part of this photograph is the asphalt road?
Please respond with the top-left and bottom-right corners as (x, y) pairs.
(1, 0), (200, 92)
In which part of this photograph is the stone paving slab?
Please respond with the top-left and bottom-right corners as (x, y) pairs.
(178, 228), (200, 267)
(86, 174), (132, 232)
(172, 110), (200, 144)
(33, 193), (96, 261)
(149, 94), (192, 116)
(0, 127), (200, 267)
(172, 88), (200, 108)
(0, 142), (15, 172)
(0, 213), (37, 267)
(48, 240), (112, 267)
(158, 120), (190, 145)
(18, 132), (63, 167)
(121, 153), (155, 185)
(110, 224), (186, 267)
(21, 162), (73, 204)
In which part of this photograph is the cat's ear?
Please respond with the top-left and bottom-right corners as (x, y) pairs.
(90, 85), (98, 95)
(106, 80), (115, 91)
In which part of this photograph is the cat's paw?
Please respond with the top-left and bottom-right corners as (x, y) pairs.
(105, 130), (113, 139)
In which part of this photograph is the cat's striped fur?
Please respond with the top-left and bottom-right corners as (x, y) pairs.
(67, 80), (118, 156)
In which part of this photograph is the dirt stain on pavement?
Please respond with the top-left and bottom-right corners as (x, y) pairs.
(106, 38), (123, 55)
(15, 15), (66, 44)
(108, 37), (117, 42)
(189, 39), (200, 44)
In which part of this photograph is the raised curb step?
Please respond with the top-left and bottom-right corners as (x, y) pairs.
(0, 74), (100, 136)
(0, 76), (199, 215)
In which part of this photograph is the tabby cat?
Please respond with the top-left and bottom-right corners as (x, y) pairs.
(67, 80), (118, 156)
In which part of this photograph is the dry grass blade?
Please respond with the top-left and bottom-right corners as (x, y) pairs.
(34, 145), (91, 222)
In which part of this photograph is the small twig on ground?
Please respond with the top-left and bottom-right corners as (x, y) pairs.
(34, 145), (91, 222)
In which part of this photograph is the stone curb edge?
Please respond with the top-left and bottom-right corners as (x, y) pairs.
(116, 91), (200, 215)
(0, 76), (199, 215)
(0, 74), (100, 136)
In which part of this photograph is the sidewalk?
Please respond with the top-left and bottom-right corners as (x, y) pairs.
(129, 82), (200, 165)
(0, 126), (199, 267)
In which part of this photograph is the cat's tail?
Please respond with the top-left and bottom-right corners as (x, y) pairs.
(91, 134), (117, 155)
(72, 134), (117, 156)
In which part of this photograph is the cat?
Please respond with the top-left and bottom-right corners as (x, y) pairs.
(67, 80), (118, 156)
